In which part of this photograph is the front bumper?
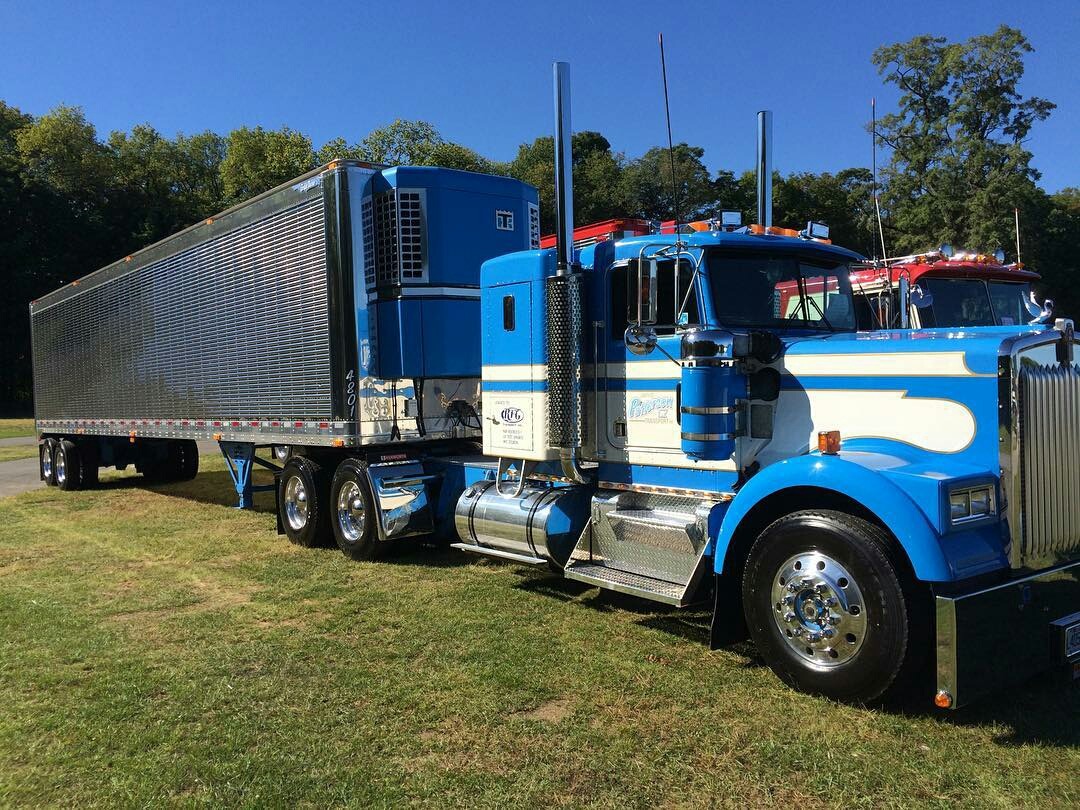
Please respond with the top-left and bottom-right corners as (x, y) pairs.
(935, 559), (1080, 708)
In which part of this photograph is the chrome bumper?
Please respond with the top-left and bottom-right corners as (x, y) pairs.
(935, 559), (1080, 708)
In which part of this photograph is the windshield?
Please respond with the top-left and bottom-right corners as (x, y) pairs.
(918, 278), (1033, 327)
(706, 251), (856, 331)
(987, 281), (1034, 326)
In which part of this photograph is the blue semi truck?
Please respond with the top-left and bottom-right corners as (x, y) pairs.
(30, 64), (1079, 708)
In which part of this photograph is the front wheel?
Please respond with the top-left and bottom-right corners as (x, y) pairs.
(741, 510), (926, 704)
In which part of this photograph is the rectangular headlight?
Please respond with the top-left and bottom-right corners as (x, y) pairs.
(949, 485), (996, 525)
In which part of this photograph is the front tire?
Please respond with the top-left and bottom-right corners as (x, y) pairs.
(741, 510), (925, 704)
(329, 458), (381, 561)
(277, 456), (330, 548)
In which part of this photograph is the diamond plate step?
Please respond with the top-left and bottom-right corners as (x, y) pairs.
(563, 562), (688, 606)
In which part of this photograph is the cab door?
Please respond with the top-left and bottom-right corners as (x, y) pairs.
(599, 257), (698, 462)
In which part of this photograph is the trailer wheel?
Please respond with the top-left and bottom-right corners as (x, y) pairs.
(40, 439), (57, 486)
(80, 440), (99, 488)
(178, 440), (199, 480)
(329, 458), (380, 561)
(741, 510), (926, 705)
(54, 439), (83, 491)
(277, 456), (330, 548)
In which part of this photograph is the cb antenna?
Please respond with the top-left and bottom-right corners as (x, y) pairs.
(1014, 207), (1022, 265)
(872, 98), (888, 264)
(659, 33), (681, 242)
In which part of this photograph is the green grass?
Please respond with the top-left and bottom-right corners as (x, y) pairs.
(0, 445), (38, 463)
(0, 457), (1077, 807)
(0, 418), (35, 440)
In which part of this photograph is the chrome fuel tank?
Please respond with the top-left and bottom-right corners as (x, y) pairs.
(454, 481), (591, 568)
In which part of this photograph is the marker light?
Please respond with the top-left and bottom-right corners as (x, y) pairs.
(934, 690), (953, 709)
(818, 430), (841, 455)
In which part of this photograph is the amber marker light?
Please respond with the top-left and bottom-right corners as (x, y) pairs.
(213, 432), (223, 441)
(818, 430), (841, 455)
(934, 690), (953, 709)
(331, 438), (345, 447)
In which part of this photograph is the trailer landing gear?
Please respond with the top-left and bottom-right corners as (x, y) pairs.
(220, 442), (280, 510)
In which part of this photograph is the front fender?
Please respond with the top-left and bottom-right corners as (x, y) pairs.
(713, 453), (952, 582)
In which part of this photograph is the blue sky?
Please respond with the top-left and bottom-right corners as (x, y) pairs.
(2, 0), (1077, 191)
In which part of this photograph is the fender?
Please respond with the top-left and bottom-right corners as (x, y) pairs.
(713, 453), (953, 582)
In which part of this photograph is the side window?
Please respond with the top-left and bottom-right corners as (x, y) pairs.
(502, 295), (515, 331)
(612, 258), (699, 337)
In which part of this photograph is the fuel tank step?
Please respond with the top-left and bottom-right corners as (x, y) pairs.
(450, 542), (548, 566)
(562, 562), (687, 606)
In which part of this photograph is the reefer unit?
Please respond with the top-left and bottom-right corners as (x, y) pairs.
(30, 161), (539, 447)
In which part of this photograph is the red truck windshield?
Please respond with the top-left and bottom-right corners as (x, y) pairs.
(917, 278), (1034, 327)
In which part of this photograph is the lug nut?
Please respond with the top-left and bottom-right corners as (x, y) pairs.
(822, 628), (835, 639)
(828, 615), (841, 626)
(814, 583), (829, 594)
(783, 594), (795, 606)
(783, 612), (796, 623)
(825, 597), (838, 607)
(806, 631), (822, 643)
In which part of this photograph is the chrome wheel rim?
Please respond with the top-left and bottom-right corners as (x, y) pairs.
(42, 447), (53, 479)
(770, 551), (867, 668)
(336, 481), (366, 542)
(283, 475), (309, 531)
(55, 449), (66, 485)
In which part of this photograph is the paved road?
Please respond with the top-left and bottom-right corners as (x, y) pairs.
(0, 456), (42, 498)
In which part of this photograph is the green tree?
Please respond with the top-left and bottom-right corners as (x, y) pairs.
(220, 126), (314, 204)
(620, 143), (716, 222)
(507, 131), (624, 233)
(872, 26), (1054, 256)
(14, 105), (112, 205)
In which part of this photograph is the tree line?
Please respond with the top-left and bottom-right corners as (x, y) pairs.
(2, 25), (1078, 413)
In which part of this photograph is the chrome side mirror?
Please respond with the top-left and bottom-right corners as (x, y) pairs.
(1027, 292), (1054, 325)
(624, 323), (658, 356)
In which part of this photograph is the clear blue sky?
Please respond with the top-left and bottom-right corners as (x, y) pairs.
(2, 0), (1077, 191)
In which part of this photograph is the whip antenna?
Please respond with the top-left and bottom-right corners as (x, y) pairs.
(1015, 207), (1022, 264)
(659, 33), (681, 241)
(872, 98), (888, 264)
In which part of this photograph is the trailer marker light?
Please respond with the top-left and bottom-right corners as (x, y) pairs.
(332, 438), (345, 447)
(818, 430), (841, 455)
(129, 431), (137, 443)
(934, 690), (953, 709)
(213, 433), (223, 441)
(319, 422), (329, 429)
(294, 421), (305, 428)
(205, 218), (214, 225)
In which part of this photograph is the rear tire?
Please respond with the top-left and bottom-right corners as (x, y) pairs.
(741, 509), (926, 705)
(277, 456), (331, 548)
(329, 458), (381, 561)
(40, 439), (57, 486)
(177, 440), (199, 480)
(54, 439), (83, 491)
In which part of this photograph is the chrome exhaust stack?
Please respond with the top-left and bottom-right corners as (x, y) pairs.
(548, 61), (590, 483)
(756, 110), (773, 228)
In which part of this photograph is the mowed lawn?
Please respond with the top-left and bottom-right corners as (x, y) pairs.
(0, 457), (1077, 807)
(0, 419), (35, 440)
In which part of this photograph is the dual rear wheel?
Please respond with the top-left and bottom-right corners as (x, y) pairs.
(277, 456), (382, 561)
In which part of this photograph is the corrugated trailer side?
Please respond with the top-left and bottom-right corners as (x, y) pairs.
(30, 162), (371, 447)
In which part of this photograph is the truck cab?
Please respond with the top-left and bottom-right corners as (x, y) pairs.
(851, 249), (1053, 330)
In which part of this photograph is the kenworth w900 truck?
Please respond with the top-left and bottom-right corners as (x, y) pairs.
(31, 64), (1079, 708)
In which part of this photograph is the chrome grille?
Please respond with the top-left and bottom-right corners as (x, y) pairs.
(31, 195), (332, 423)
(1019, 361), (1080, 564)
(362, 188), (427, 290)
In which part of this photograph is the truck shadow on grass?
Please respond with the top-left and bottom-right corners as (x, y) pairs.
(97, 471), (279, 516)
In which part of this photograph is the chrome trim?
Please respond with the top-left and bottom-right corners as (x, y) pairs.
(997, 329), (1080, 569)
(680, 405), (736, 415)
(450, 542), (548, 566)
(680, 431), (736, 442)
(598, 480), (735, 501)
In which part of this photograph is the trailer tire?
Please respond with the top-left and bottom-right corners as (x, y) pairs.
(54, 439), (83, 491)
(80, 441), (99, 489)
(278, 456), (331, 548)
(178, 440), (199, 480)
(741, 509), (926, 705)
(40, 439), (57, 486)
(329, 458), (381, 561)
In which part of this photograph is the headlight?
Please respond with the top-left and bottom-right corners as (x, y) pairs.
(949, 485), (996, 525)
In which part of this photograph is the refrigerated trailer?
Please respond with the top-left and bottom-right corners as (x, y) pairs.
(31, 64), (1080, 709)
(31, 161), (539, 495)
